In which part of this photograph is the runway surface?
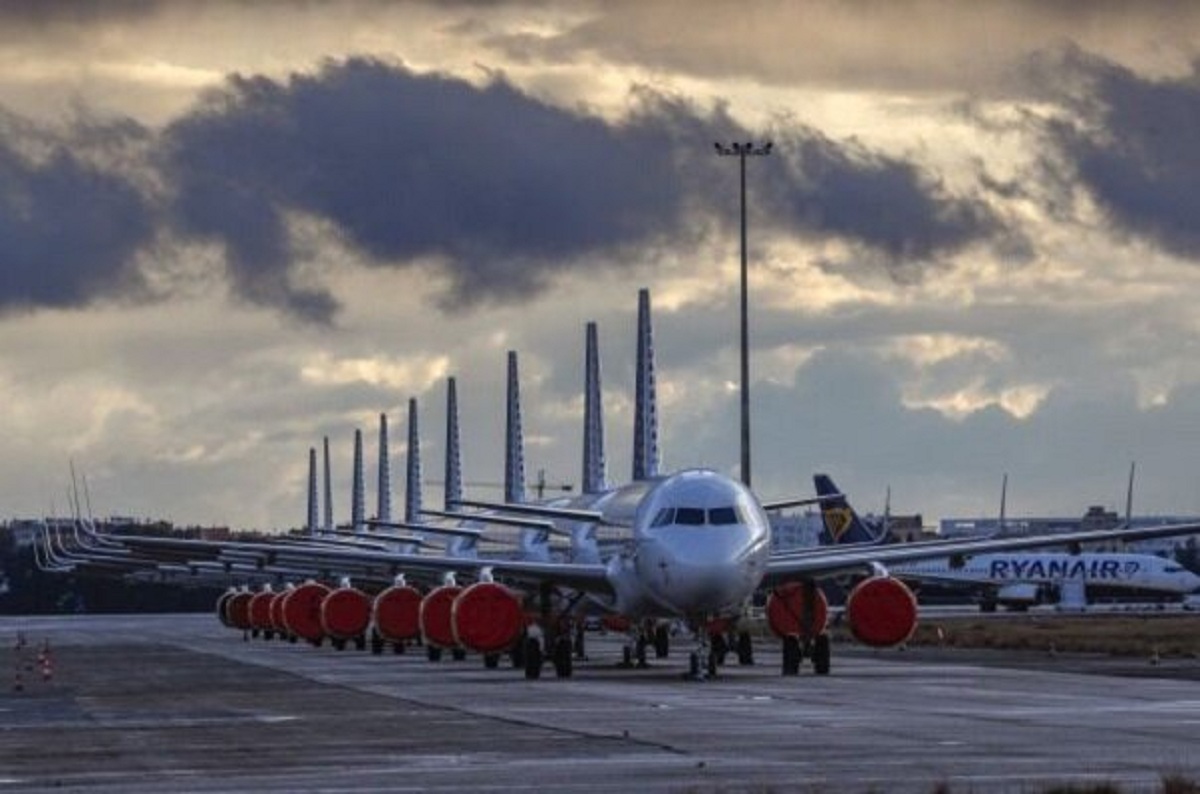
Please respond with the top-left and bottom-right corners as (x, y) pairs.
(3, 613), (1199, 792)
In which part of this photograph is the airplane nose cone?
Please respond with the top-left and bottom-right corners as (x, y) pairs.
(639, 531), (763, 615)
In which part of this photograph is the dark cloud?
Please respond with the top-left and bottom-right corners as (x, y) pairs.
(159, 58), (1005, 319)
(0, 118), (155, 313)
(1040, 48), (1200, 260)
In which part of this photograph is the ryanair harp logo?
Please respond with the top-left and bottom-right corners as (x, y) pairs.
(822, 507), (854, 542)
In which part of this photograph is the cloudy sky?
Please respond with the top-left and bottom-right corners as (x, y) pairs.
(5, 1), (1200, 530)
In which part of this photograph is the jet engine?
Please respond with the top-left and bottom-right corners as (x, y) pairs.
(419, 584), (463, 650)
(320, 585), (371, 642)
(215, 590), (235, 628)
(372, 584), (423, 643)
(765, 581), (829, 640)
(281, 581), (331, 643)
(248, 590), (276, 634)
(845, 576), (918, 648)
(451, 582), (524, 655)
(225, 591), (254, 631)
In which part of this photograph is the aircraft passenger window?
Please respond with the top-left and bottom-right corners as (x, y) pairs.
(651, 508), (675, 528)
(675, 507), (706, 525)
(708, 507), (739, 525)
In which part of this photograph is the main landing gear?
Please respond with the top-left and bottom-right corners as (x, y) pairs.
(781, 633), (831, 676)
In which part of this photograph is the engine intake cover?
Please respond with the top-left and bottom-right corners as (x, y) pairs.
(846, 576), (918, 648)
(419, 585), (463, 649)
(373, 585), (423, 642)
(452, 582), (523, 654)
(765, 581), (829, 639)
(321, 586), (372, 640)
(281, 582), (331, 642)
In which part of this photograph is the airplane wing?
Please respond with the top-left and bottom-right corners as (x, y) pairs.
(759, 493), (844, 512)
(763, 520), (1200, 585)
(452, 498), (607, 524)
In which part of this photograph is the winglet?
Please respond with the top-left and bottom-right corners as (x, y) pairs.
(444, 377), (462, 512)
(322, 436), (334, 532)
(306, 447), (319, 535)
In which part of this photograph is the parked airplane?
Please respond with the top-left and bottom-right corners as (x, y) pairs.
(809, 474), (1200, 611)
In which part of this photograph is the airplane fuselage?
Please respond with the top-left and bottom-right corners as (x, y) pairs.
(896, 552), (1200, 595)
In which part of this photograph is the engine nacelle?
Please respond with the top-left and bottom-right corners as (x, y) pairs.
(845, 576), (918, 648)
(269, 591), (290, 634)
(373, 584), (423, 643)
(766, 581), (829, 639)
(451, 582), (524, 654)
(248, 591), (275, 632)
(320, 586), (371, 640)
(226, 591), (254, 631)
(216, 590), (235, 627)
(419, 585), (463, 650)
(281, 582), (331, 642)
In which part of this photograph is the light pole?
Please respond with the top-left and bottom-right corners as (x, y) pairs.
(715, 140), (772, 488)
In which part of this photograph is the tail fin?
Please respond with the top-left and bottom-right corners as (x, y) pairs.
(377, 413), (392, 523)
(504, 351), (526, 504)
(306, 447), (319, 535)
(632, 288), (660, 480)
(582, 321), (607, 494)
(322, 436), (334, 532)
(812, 473), (881, 545)
(444, 377), (462, 512)
(405, 398), (423, 523)
(351, 428), (365, 533)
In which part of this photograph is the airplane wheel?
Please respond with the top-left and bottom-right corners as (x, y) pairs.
(355, 635), (367, 651)
(511, 633), (527, 668)
(333, 637), (346, 651)
(251, 629), (260, 639)
(688, 652), (701, 679)
(264, 630), (275, 641)
(782, 635), (801, 676)
(288, 635), (298, 644)
(635, 636), (648, 668)
(370, 632), (384, 655)
(484, 653), (500, 669)
(427, 645), (443, 662)
(452, 648), (467, 661)
(706, 649), (719, 678)
(574, 624), (587, 660)
(710, 633), (729, 666)
(654, 625), (670, 658)
(393, 641), (405, 655)
(812, 633), (831, 675)
(736, 631), (754, 666)
(553, 637), (573, 678)
(524, 637), (543, 680)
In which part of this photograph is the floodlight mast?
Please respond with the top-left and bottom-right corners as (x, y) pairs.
(715, 140), (772, 488)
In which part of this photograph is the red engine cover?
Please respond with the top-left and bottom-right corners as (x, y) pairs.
(249, 592), (275, 630)
(321, 587), (371, 640)
(601, 615), (631, 633)
(846, 576), (918, 648)
(281, 582), (331, 642)
(269, 592), (289, 633)
(373, 585), (423, 642)
(451, 582), (523, 654)
(765, 581), (829, 639)
(419, 585), (462, 649)
(226, 592), (254, 631)
(215, 591), (234, 627)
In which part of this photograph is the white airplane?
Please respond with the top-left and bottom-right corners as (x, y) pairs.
(895, 552), (1200, 611)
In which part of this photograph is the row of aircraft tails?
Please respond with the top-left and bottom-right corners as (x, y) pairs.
(37, 289), (1200, 680)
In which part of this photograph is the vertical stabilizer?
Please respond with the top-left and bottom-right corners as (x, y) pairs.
(812, 474), (882, 545)
(377, 413), (392, 523)
(405, 398), (423, 523)
(504, 351), (526, 503)
(999, 472), (1008, 534)
(322, 436), (333, 532)
(633, 288), (660, 480)
(444, 377), (462, 511)
(306, 447), (318, 535)
(351, 428), (365, 533)
(582, 321), (607, 494)
(1125, 461), (1136, 528)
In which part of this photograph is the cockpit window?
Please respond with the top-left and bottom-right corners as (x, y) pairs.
(651, 508), (675, 527)
(675, 507), (706, 525)
(708, 506), (740, 525)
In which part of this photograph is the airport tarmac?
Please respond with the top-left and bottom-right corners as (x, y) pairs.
(3, 613), (1199, 793)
